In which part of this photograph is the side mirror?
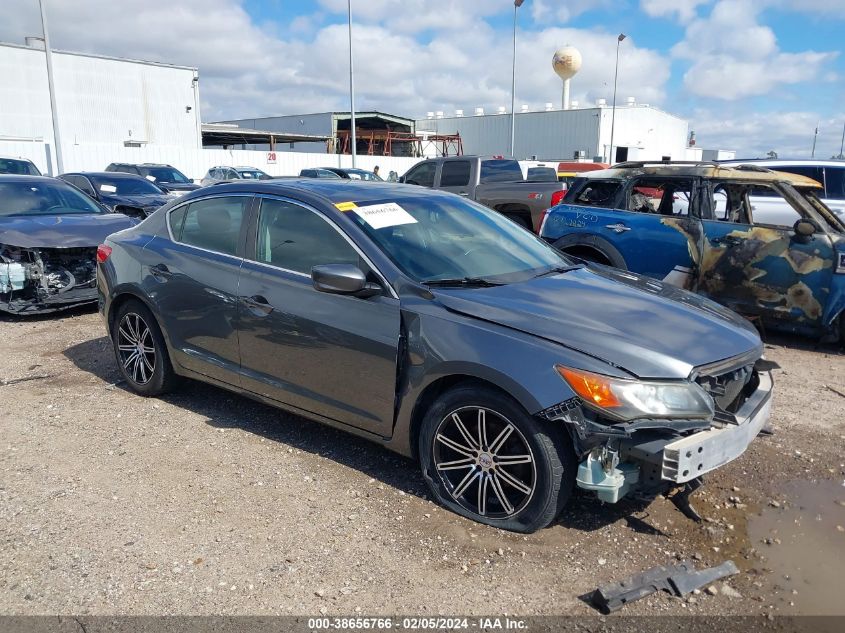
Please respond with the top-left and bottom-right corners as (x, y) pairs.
(311, 264), (382, 298)
(793, 218), (818, 237)
(398, 175), (406, 183)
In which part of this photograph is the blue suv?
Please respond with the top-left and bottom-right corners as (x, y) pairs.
(539, 162), (845, 341)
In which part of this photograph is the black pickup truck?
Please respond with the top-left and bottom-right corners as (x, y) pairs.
(400, 156), (567, 231)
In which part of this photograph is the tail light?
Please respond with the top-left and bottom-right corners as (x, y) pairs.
(536, 189), (567, 234)
(96, 244), (112, 263)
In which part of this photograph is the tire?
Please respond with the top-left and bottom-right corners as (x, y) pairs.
(418, 385), (576, 533)
(503, 213), (532, 231)
(111, 299), (178, 396)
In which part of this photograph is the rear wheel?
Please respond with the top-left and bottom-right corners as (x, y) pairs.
(419, 385), (575, 533)
(111, 299), (178, 396)
(562, 246), (612, 266)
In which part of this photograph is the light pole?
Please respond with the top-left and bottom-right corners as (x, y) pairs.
(509, 0), (524, 158)
(811, 121), (819, 158)
(347, 0), (357, 167)
(608, 33), (626, 165)
(38, 0), (63, 174)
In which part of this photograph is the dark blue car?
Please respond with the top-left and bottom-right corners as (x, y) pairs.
(59, 171), (172, 219)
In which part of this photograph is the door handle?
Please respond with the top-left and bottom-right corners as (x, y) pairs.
(605, 223), (631, 233)
(150, 264), (172, 280)
(241, 294), (274, 316)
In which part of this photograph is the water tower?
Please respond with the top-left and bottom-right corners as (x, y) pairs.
(552, 46), (582, 110)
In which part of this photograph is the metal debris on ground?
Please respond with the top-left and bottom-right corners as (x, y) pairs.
(590, 559), (740, 613)
(0, 374), (55, 386)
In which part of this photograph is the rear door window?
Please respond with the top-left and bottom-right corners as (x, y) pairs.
(823, 166), (845, 199)
(439, 161), (471, 187)
(174, 196), (250, 256)
(479, 160), (523, 183)
(626, 177), (694, 216)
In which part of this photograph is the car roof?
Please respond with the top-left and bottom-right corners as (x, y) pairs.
(0, 175), (65, 184)
(183, 178), (454, 207)
(62, 171), (148, 179)
(111, 162), (174, 167)
(722, 159), (845, 168)
(577, 162), (823, 188)
(0, 155), (36, 162)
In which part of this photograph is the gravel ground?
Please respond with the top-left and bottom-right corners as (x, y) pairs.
(1, 308), (843, 616)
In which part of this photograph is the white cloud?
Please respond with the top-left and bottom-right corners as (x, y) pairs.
(672, 0), (837, 100)
(640, 0), (711, 23)
(530, 0), (614, 24)
(692, 109), (844, 158)
(0, 0), (671, 122)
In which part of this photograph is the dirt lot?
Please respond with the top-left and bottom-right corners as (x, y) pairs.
(1, 308), (843, 616)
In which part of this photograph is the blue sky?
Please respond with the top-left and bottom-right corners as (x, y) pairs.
(2, 0), (844, 156)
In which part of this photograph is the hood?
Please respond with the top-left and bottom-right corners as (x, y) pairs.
(0, 213), (136, 248)
(100, 192), (169, 209)
(434, 266), (762, 379)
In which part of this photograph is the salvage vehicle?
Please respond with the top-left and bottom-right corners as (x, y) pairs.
(400, 156), (567, 231)
(59, 171), (171, 219)
(0, 176), (135, 314)
(539, 162), (845, 341)
(105, 163), (200, 194)
(97, 180), (772, 533)
(0, 156), (41, 176)
(200, 166), (272, 186)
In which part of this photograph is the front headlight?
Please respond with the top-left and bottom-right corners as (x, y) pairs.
(556, 365), (714, 421)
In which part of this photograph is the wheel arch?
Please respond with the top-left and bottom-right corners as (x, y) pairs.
(404, 371), (543, 461)
(552, 233), (627, 269)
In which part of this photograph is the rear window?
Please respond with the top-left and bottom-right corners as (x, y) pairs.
(479, 160), (523, 183)
(564, 179), (623, 208)
(0, 158), (40, 176)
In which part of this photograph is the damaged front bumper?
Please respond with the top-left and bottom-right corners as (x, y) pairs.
(0, 246), (98, 315)
(545, 370), (773, 504)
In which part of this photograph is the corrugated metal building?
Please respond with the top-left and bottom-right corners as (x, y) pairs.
(415, 104), (697, 163)
(0, 40), (202, 170)
(216, 111), (417, 155)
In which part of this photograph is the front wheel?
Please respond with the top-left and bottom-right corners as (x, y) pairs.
(418, 386), (575, 533)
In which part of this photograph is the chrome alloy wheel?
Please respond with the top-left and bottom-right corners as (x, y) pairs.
(432, 407), (537, 519)
(116, 312), (156, 385)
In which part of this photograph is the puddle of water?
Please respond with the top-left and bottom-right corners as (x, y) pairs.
(747, 479), (845, 615)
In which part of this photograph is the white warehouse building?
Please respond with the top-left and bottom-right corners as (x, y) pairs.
(0, 40), (202, 174)
(416, 103), (706, 164)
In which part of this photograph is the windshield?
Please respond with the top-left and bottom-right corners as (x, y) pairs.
(91, 176), (163, 195)
(0, 181), (104, 217)
(139, 166), (190, 184)
(0, 158), (40, 176)
(346, 195), (570, 283)
(237, 169), (271, 180)
(346, 169), (382, 181)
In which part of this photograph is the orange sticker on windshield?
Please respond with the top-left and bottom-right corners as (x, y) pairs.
(335, 201), (358, 211)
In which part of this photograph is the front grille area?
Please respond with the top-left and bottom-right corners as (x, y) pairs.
(695, 362), (755, 413)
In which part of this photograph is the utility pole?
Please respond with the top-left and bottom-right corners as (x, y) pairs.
(347, 0), (357, 167)
(38, 0), (63, 174)
(811, 121), (819, 158)
(608, 33), (626, 165)
(839, 121), (844, 159)
(509, 0), (524, 158)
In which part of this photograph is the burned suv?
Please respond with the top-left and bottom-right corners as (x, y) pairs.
(540, 162), (845, 341)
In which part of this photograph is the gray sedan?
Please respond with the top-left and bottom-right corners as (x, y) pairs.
(96, 180), (772, 532)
